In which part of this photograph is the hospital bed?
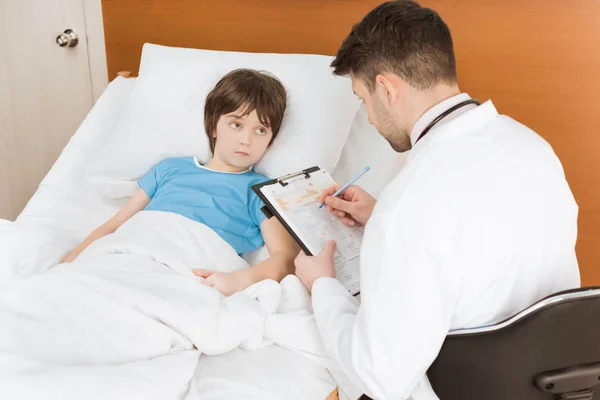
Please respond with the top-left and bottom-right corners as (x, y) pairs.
(0, 42), (407, 399)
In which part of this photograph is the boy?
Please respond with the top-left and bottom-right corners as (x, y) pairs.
(63, 69), (299, 296)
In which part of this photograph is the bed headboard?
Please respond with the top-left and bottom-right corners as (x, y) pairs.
(101, 0), (383, 77)
(101, 0), (600, 285)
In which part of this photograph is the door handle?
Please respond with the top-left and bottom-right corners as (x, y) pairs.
(56, 29), (79, 48)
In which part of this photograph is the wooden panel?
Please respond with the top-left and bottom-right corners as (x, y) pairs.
(101, 0), (381, 78)
(101, 0), (600, 285)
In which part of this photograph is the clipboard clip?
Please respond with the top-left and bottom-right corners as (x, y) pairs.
(277, 169), (312, 187)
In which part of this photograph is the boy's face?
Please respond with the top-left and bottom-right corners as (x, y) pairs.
(212, 107), (273, 170)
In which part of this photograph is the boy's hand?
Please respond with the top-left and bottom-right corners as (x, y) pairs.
(192, 269), (252, 296)
(61, 252), (75, 264)
(319, 184), (376, 226)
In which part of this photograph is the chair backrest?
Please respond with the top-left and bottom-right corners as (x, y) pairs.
(428, 287), (600, 400)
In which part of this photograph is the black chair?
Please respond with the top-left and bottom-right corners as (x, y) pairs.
(428, 286), (600, 400)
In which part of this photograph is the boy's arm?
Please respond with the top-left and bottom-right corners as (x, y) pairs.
(246, 217), (300, 283)
(193, 217), (299, 295)
(62, 188), (151, 263)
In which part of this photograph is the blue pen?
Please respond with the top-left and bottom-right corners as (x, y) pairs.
(319, 166), (371, 209)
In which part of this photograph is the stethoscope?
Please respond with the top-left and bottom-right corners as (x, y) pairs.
(415, 99), (481, 144)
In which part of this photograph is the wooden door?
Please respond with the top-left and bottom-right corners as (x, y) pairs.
(0, 0), (95, 220)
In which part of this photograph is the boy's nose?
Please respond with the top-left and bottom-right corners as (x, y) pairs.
(240, 131), (253, 146)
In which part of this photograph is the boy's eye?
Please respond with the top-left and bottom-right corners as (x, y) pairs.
(230, 122), (241, 129)
(256, 127), (267, 135)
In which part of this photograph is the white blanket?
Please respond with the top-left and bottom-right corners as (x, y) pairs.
(0, 211), (359, 399)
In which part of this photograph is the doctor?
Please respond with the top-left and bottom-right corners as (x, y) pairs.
(295, 1), (580, 399)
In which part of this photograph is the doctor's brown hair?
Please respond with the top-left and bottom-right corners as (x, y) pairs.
(331, 0), (457, 92)
(204, 69), (287, 153)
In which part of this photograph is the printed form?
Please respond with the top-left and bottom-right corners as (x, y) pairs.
(261, 169), (362, 294)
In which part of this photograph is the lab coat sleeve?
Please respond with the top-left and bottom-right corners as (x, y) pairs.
(311, 219), (458, 399)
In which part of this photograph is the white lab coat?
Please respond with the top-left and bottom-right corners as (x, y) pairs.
(312, 94), (580, 400)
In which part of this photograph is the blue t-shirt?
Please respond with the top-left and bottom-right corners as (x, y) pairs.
(138, 156), (268, 254)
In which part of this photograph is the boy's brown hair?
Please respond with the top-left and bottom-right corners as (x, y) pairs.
(204, 69), (287, 153)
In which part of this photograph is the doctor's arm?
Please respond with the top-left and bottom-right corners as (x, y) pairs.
(320, 184), (377, 227)
(310, 223), (457, 399)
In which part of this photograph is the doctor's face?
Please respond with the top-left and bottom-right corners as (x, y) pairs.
(351, 73), (412, 153)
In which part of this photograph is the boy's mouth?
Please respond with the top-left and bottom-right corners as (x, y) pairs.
(235, 151), (250, 157)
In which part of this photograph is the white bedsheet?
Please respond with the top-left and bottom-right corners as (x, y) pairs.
(1, 76), (374, 399)
(0, 77), (420, 399)
(193, 345), (336, 400)
(0, 211), (350, 399)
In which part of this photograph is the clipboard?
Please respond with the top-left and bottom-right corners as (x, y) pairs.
(252, 166), (362, 295)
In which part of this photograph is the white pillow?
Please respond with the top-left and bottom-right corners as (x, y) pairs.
(87, 65), (219, 184)
(332, 105), (409, 198)
(87, 43), (360, 192)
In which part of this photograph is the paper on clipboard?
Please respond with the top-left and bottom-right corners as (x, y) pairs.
(259, 169), (362, 295)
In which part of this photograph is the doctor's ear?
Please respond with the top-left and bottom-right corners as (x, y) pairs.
(375, 73), (401, 104)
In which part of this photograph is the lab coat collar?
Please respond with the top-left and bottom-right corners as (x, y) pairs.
(410, 95), (499, 148)
(410, 93), (472, 146)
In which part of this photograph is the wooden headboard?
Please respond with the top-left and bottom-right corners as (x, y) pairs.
(101, 0), (383, 76)
(101, 0), (600, 285)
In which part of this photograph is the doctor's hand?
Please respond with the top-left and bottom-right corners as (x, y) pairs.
(294, 240), (337, 291)
(320, 184), (376, 226)
(193, 269), (251, 297)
